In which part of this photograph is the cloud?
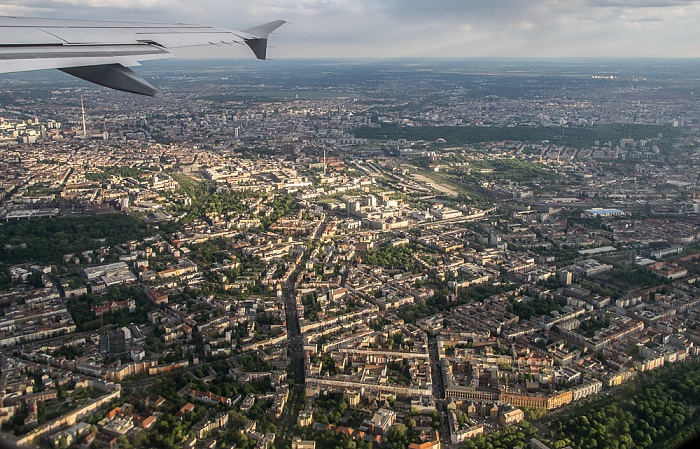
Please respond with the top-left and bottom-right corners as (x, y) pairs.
(2, 0), (700, 57)
(593, 0), (700, 7)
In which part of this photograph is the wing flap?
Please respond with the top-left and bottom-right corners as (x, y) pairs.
(35, 27), (247, 48)
(38, 27), (144, 45)
(0, 44), (172, 74)
(131, 31), (247, 49)
(0, 27), (65, 45)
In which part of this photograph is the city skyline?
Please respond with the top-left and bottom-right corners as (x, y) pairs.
(1, 50), (700, 449)
(0, 0), (699, 59)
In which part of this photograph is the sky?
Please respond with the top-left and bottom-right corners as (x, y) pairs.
(1, 0), (700, 59)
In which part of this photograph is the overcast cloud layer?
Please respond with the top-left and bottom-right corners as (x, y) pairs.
(1, 0), (699, 58)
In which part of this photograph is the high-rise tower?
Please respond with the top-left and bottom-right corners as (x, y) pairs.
(80, 95), (87, 139)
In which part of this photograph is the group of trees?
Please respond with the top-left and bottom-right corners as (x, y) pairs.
(237, 354), (274, 373)
(175, 183), (252, 224)
(386, 360), (412, 386)
(575, 317), (608, 338)
(189, 239), (234, 266)
(313, 393), (349, 425)
(145, 409), (205, 449)
(609, 265), (668, 290)
(138, 372), (260, 448)
(171, 174), (265, 224)
(353, 123), (678, 149)
(121, 370), (279, 449)
(361, 243), (424, 273)
(260, 194), (298, 230)
(396, 280), (515, 323)
(0, 266), (12, 290)
(509, 296), (562, 320)
(66, 286), (153, 332)
(196, 189), (251, 218)
(0, 214), (153, 265)
(255, 311), (283, 326)
(545, 361), (700, 449)
(460, 420), (539, 449)
(51, 345), (84, 360)
(211, 414), (256, 449)
(584, 252), (669, 291)
(384, 331), (414, 351)
(302, 294), (320, 321)
(194, 371), (271, 404)
(309, 353), (339, 376)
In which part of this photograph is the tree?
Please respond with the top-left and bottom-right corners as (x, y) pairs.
(117, 435), (131, 448)
(132, 430), (149, 447)
(387, 424), (409, 449)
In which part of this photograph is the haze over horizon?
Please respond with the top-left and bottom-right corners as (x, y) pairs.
(0, 0), (699, 59)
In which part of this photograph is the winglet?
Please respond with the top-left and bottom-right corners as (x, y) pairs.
(241, 20), (286, 60)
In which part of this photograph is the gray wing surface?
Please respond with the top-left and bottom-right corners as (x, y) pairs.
(0, 16), (285, 96)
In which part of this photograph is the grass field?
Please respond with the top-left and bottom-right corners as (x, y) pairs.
(171, 173), (202, 201)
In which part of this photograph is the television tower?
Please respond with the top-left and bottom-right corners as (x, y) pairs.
(80, 95), (87, 139)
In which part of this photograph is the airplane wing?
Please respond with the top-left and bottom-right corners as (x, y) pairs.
(0, 16), (286, 96)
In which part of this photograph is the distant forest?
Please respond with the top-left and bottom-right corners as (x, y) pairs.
(352, 123), (678, 148)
